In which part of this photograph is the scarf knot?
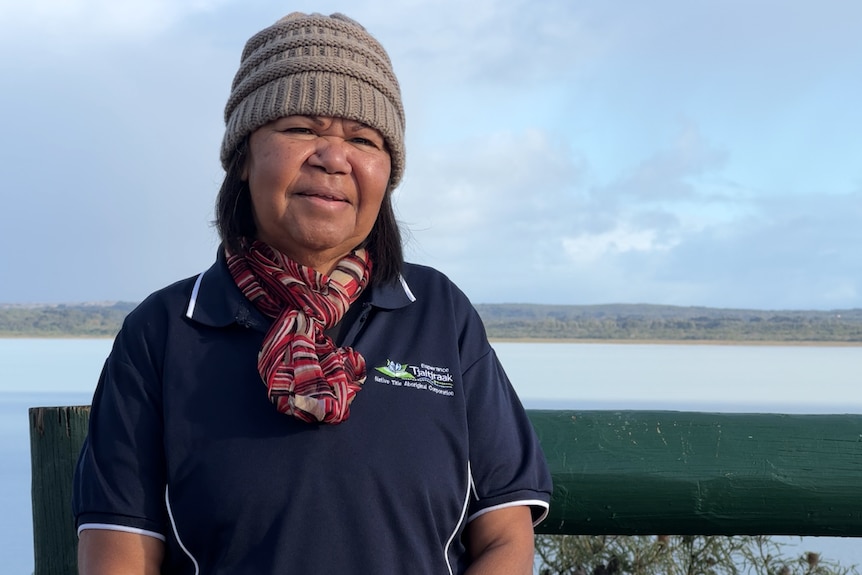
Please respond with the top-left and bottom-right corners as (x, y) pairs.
(227, 241), (372, 424)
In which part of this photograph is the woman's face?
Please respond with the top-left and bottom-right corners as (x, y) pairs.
(243, 115), (391, 274)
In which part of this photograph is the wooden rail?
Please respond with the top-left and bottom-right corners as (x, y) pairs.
(530, 409), (862, 536)
(29, 406), (862, 575)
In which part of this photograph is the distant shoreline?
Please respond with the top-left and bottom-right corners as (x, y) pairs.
(489, 338), (862, 346)
(0, 334), (114, 340)
(2, 334), (860, 347)
(4, 302), (861, 343)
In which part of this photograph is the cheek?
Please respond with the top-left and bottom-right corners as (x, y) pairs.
(247, 155), (275, 191)
(247, 180), (282, 233)
(246, 154), (294, 214)
(246, 135), (296, 186)
(360, 178), (388, 222)
(362, 158), (391, 205)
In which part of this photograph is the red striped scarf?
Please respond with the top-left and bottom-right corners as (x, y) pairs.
(226, 241), (372, 424)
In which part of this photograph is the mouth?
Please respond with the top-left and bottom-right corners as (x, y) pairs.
(295, 190), (349, 203)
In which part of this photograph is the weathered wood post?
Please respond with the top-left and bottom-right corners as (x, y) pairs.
(29, 405), (90, 575)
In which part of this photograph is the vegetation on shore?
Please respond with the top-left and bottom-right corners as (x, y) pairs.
(476, 303), (862, 343)
(0, 302), (136, 338)
(1, 302), (861, 342)
(537, 533), (859, 575)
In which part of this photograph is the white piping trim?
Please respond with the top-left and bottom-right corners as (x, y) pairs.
(398, 274), (417, 302)
(443, 461), (474, 575)
(166, 485), (200, 575)
(467, 499), (551, 527)
(469, 471), (479, 501)
(76, 523), (165, 541)
(185, 272), (205, 319)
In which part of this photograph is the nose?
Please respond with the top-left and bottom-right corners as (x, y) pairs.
(307, 137), (351, 175)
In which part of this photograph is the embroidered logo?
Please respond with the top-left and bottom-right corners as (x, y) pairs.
(374, 359), (455, 397)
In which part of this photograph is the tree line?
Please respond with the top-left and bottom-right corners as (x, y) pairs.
(476, 303), (862, 343)
(1, 302), (861, 342)
(0, 303), (135, 337)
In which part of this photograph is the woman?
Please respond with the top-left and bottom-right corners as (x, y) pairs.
(73, 12), (552, 575)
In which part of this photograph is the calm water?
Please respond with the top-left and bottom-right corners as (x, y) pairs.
(2, 338), (860, 573)
(496, 342), (862, 414)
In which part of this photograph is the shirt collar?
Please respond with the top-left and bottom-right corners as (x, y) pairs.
(185, 248), (416, 329)
(367, 271), (416, 310)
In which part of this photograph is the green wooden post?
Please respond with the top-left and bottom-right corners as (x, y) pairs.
(29, 405), (90, 575)
(529, 410), (862, 536)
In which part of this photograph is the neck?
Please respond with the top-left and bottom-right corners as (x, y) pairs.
(265, 244), (350, 277)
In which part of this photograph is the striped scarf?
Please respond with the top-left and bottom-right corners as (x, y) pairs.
(226, 241), (372, 424)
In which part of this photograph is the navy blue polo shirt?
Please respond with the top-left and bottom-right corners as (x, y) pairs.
(73, 251), (552, 574)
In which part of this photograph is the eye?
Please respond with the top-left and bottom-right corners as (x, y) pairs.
(282, 127), (314, 135)
(350, 136), (379, 148)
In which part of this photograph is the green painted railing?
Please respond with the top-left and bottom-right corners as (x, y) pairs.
(29, 406), (862, 575)
(530, 410), (862, 536)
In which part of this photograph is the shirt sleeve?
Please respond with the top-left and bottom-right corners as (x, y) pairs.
(462, 333), (553, 526)
(72, 308), (169, 539)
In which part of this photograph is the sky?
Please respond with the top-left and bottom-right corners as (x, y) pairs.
(1, 0), (860, 310)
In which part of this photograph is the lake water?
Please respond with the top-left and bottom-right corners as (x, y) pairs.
(2, 338), (860, 573)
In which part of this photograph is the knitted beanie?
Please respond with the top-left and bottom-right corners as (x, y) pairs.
(221, 12), (406, 189)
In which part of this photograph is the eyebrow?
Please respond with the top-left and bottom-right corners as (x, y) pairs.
(305, 115), (374, 133)
(344, 119), (376, 133)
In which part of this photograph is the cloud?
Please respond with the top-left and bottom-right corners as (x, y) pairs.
(599, 122), (730, 203)
(364, 0), (604, 88)
(0, 0), (859, 310)
(0, 0), (236, 304)
(562, 227), (678, 264)
(629, 190), (862, 309)
(561, 189), (862, 309)
(397, 124), (693, 303)
(553, 123), (729, 267)
(398, 111), (861, 309)
(0, 0), (232, 50)
(399, 128), (585, 271)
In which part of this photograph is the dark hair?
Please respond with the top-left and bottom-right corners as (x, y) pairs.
(215, 144), (404, 285)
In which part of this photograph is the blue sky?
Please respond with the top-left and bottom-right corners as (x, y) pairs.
(1, 0), (860, 309)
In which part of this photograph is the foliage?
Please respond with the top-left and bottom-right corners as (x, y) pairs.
(535, 535), (860, 575)
(476, 304), (862, 343)
(0, 302), (135, 337)
(1, 302), (862, 341)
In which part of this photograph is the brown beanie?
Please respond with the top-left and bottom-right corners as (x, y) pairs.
(221, 12), (406, 189)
